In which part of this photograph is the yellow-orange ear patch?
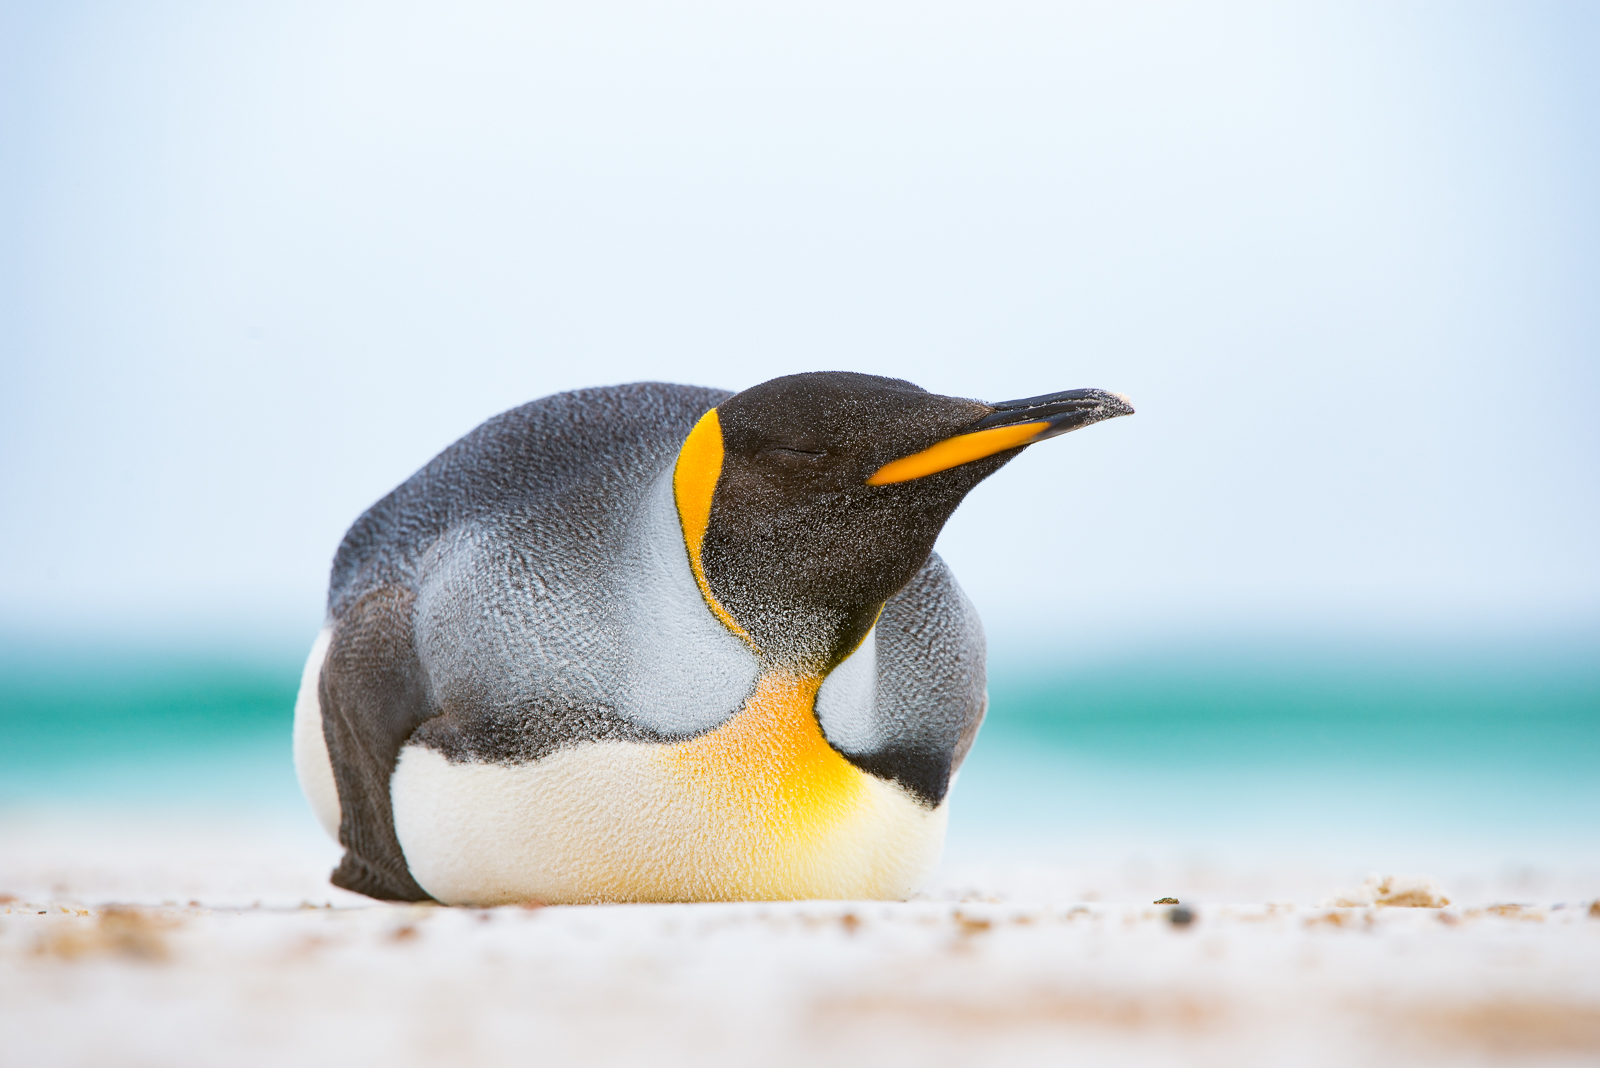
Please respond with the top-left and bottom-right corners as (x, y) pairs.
(866, 421), (1048, 486)
(673, 410), (755, 646)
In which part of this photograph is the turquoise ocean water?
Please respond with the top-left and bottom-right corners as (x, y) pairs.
(3, 629), (1596, 874)
(957, 632), (1600, 874)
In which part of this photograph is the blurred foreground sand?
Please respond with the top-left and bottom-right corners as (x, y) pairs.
(3, 809), (1598, 1068)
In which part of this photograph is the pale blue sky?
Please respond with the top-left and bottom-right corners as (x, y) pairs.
(2, 1), (1596, 653)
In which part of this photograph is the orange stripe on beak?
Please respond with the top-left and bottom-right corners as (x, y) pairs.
(866, 421), (1048, 486)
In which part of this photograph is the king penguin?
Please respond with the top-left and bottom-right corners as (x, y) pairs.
(292, 372), (1132, 905)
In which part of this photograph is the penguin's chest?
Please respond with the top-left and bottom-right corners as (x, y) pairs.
(390, 674), (946, 906)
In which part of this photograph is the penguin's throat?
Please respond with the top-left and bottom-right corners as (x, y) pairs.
(707, 592), (880, 675)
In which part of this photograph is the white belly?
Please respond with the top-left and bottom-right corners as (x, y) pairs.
(390, 671), (946, 906)
(391, 742), (946, 906)
(291, 627), (341, 841)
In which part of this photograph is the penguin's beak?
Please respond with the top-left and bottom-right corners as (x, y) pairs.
(973, 387), (1136, 440)
(866, 388), (1134, 486)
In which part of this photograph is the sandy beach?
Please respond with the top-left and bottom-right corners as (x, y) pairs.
(4, 809), (1597, 1067)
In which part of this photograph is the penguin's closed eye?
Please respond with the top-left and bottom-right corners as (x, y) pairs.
(759, 444), (829, 463)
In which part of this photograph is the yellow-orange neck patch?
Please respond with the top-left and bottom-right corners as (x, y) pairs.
(664, 671), (872, 896)
(673, 409), (755, 646)
(866, 420), (1048, 486)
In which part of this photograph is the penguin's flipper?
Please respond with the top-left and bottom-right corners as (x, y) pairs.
(318, 586), (435, 902)
(855, 551), (988, 807)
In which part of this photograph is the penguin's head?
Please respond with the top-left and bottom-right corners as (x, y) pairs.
(674, 371), (1133, 671)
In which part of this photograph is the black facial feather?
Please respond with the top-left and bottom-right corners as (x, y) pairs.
(702, 372), (1008, 671)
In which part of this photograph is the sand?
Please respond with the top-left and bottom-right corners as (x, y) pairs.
(3, 809), (1598, 1067)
